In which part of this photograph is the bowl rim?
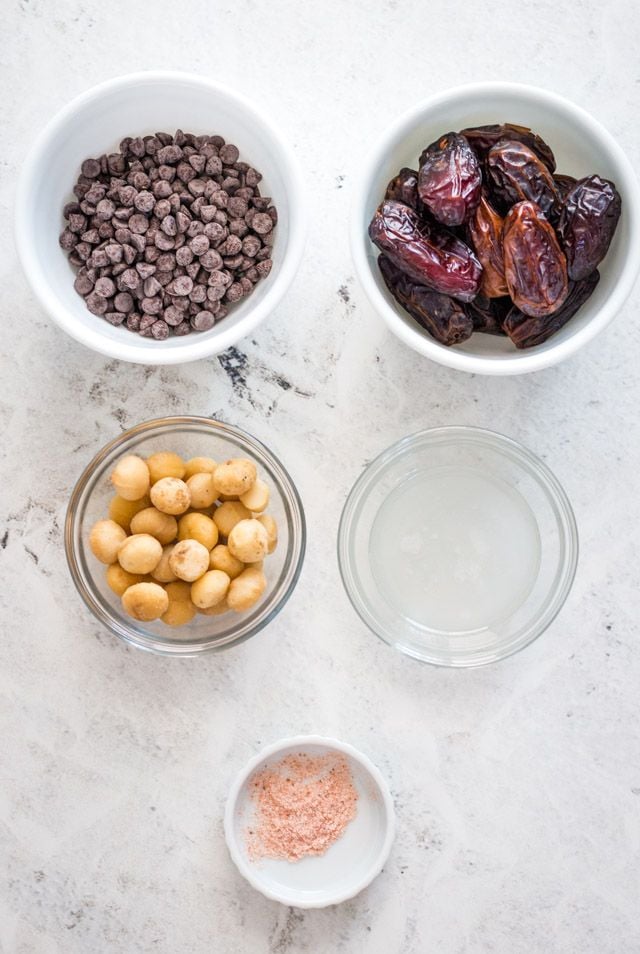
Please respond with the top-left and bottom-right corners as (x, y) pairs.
(15, 70), (307, 365)
(337, 424), (579, 667)
(223, 734), (396, 908)
(64, 415), (306, 655)
(350, 80), (640, 376)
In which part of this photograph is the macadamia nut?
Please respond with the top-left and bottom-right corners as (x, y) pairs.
(213, 500), (251, 538)
(199, 599), (230, 616)
(186, 472), (217, 510)
(151, 544), (178, 583)
(209, 544), (245, 579)
(90, 519), (128, 565)
(161, 599), (197, 626)
(213, 458), (257, 497)
(227, 518), (268, 563)
(118, 533), (163, 574)
(130, 507), (178, 545)
(227, 566), (266, 612)
(239, 478), (270, 513)
(165, 580), (193, 603)
(178, 513), (218, 550)
(106, 563), (144, 596)
(191, 569), (230, 609)
(150, 477), (191, 515)
(111, 455), (150, 501)
(257, 514), (278, 554)
(184, 457), (217, 479)
(122, 582), (169, 621)
(169, 539), (210, 582)
(108, 494), (150, 531)
(147, 451), (186, 483)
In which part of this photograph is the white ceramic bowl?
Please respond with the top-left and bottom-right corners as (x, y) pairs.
(351, 82), (640, 375)
(224, 736), (395, 908)
(16, 72), (306, 365)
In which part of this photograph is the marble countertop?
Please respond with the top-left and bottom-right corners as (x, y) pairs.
(2, 1), (640, 951)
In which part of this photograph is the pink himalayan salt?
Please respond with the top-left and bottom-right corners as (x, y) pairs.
(246, 751), (358, 862)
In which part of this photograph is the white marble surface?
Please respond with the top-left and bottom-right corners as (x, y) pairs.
(2, 1), (640, 951)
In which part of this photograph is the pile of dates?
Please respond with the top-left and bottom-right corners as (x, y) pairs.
(368, 123), (621, 348)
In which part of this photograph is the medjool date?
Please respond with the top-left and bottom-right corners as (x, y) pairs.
(418, 133), (482, 227)
(503, 201), (568, 317)
(378, 254), (473, 346)
(557, 175), (621, 280)
(504, 270), (600, 348)
(368, 200), (482, 302)
(465, 293), (511, 335)
(459, 123), (556, 172)
(385, 168), (421, 211)
(467, 192), (508, 297)
(554, 174), (577, 200)
(488, 141), (561, 220)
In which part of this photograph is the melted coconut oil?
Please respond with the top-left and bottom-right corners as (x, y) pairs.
(370, 466), (541, 633)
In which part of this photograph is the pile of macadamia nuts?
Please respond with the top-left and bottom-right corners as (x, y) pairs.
(89, 450), (278, 626)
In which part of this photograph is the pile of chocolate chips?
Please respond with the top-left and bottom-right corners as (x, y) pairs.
(59, 130), (276, 339)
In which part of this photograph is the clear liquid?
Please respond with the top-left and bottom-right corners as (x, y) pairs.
(369, 466), (541, 633)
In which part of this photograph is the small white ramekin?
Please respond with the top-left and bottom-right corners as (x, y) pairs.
(351, 82), (640, 375)
(224, 736), (395, 908)
(16, 71), (306, 365)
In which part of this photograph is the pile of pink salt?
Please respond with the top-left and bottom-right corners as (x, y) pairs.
(246, 751), (358, 862)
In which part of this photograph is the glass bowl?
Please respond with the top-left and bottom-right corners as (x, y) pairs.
(65, 416), (306, 655)
(338, 426), (578, 667)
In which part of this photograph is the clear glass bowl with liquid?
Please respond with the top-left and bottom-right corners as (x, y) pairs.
(337, 426), (578, 667)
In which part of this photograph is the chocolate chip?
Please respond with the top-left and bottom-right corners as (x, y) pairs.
(129, 214), (149, 234)
(143, 276), (162, 297)
(200, 249), (223, 272)
(134, 190), (155, 213)
(219, 143), (239, 164)
(74, 273), (94, 295)
(81, 158), (101, 179)
(120, 268), (140, 290)
(256, 259), (273, 278)
(176, 246), (194, 266)
(94, 277), (116, 298)
(157, 144), (183, 165)
(141, 296), (163, 315)
(251, 212), (273, 235)
(104, 311), (125, 325)
(151, 319), (170, 340)
(170, 276), (193, 296)
(161, 214), (177, 237)
(59, 230), (76, 251)
(191, 310), (216, 331)
(114, 291), (134, 312)
(86, 291), (109, 315)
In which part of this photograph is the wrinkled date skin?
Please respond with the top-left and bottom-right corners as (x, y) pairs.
(385, 167), (421, 211)
(465, 293), (511, 335)
(557, 175), (621, 280)
(459, 123), (556, 172)
(502, 201), (568, 317)
(368, 200), (483, 302)
(417, 132), (482, 227)
(467, 192), (508, 297)
(488, 141), (561, 220)
(554, 173), (577, 201)
(504, 270), (600, 348)
(378, 254), (473, 346)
